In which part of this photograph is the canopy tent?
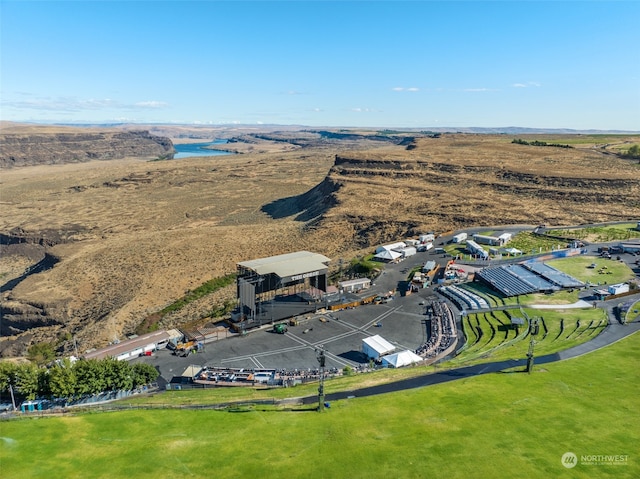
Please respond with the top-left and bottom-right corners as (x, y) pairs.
(374, 249), (402, 262)
(502, 247), (522, 255)
(381, 350), (423, 368)
(375, 242), (406, 254)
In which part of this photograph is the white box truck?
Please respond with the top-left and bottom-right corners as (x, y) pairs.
(452, 233), (467, 243)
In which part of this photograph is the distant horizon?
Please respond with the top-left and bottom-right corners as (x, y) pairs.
(3, 119), (639, 135)
(2, 1), (638, 130)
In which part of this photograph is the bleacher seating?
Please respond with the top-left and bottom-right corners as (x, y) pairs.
(476, 262), (566, 297)
(477, 266), (538, 296)
(522, 262), (584, 288)
(439, 285), (489, 310)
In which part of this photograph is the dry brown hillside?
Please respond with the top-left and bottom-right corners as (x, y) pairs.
(300, 134), (640, 247)
(0, 122), (174, 167)
(1, 130), (639, 357)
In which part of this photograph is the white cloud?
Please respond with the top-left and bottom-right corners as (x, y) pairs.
(134, 100), (168, 109)
(2, 95), (169, 113)
(392, 87), (420, 92)
(350, 107), (380, 113)
(512, 81), (541, 88)
(2, 96), (118, 112)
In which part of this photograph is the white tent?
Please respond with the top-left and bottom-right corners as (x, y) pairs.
(502, 247), (522, 255)
(375, 242), (406, 254)
(374, 249), (402, 262)
(381, 350), (423, 368)
(362, 335), (395, 360)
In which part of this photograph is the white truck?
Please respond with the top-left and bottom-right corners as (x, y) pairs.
(452, 232), (468, 243)
(419, 233), (435, 243)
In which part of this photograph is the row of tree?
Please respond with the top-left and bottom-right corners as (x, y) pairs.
(512, 138), (573, 148)
(0, 358), (159, 402)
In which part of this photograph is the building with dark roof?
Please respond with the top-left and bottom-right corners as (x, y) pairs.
(234, 251), (331, 328)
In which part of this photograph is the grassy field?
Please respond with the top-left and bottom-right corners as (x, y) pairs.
(626, 301), (640, 323)
(546, 224), (640, 242)
(507, 232), (569, 256)
(2, 332), (638, 479)
(547, 256), (634, 285)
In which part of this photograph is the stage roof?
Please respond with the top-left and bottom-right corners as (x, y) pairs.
(238, 251), (330, 279)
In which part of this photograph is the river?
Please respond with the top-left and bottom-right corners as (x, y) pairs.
(173, 140), (232, 159)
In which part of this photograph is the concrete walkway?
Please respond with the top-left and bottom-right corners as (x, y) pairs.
(528, 299), (593, 309)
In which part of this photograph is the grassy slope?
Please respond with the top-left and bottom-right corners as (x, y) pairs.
(2, 332), (639, 479)
(452, 308), (607, 365)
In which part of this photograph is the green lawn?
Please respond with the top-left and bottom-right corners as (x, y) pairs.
(547, 256), (634, 286)
(623, 300), (640, 324)
(2, 332), (638, 479)
(546, 224), (640, 242)
(507, 232), (569, 256)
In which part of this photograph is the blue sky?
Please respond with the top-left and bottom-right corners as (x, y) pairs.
(1, 1), (638, 129)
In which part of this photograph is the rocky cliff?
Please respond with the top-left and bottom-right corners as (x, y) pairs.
(0, 125), (175, 167)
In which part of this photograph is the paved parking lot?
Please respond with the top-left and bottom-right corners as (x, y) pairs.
(140, 291), (442, 380)
(135, 248), (449, 380)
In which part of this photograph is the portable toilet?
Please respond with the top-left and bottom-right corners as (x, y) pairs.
(20, 400), (43, 412)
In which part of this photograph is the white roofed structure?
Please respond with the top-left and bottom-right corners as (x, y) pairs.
(362, 334), (395, 360)
(382, 350), (423, 368)
(83, 330), (173, 361)
(339, 278), (371, 292)
(237, 251), (330, 281)
(374, 249), (402, 262)
(375, 242), (406, 254)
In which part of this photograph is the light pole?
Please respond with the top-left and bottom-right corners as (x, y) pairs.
(526, 317), (540, 374)
(316, 345), (326, 412)
(9, 383), (17, 411)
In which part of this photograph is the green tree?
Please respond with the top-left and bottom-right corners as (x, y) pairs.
(625, 144), (640, 158)
(132, 363), (159, 388)
(0, 361), (18, 393)
(27, 342), (56, 366)
(73, 359), (105, 396)
(15, 363), (40, 400)
(49, 359), (77, 399)
(101, 358), (134, 391)
(37, 368), (51, 398)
